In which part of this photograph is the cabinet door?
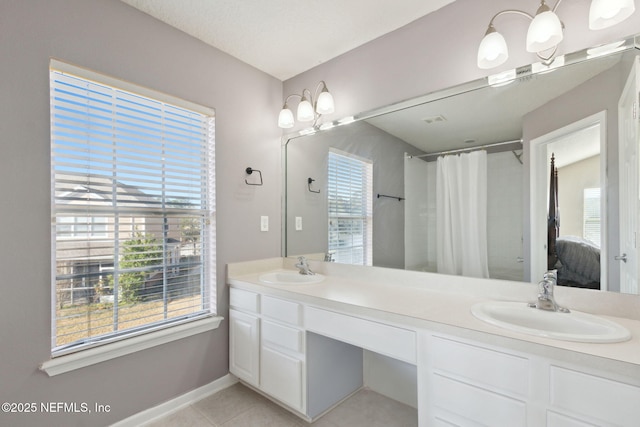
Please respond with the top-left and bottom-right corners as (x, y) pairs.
(261, 346), (303, 412)
(549, 366), (640, 426)
(432, 374), (526, 427)
(229, 309), (260, 387)
(426, 336), (528, 427)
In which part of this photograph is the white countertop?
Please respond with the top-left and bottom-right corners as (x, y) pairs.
(228, 258), (640, 377)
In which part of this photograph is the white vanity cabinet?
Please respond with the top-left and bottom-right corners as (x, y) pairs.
(259, 295), (306, 412)
(229, 288), (306, 413)
(229, 289), (307, 413)
(229, 287), (367, 420)
(228, 262), (640, 426)
(229, 288), (261, 387)
(422, 334), (640, 427)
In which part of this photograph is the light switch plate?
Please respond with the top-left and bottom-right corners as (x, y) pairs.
(295, 216), (303, 231)
(260, 216), (269, 232)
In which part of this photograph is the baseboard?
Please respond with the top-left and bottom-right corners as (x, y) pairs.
(111, 374), (238, 427)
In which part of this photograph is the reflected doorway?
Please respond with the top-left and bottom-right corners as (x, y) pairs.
(529, 112), (607, 290)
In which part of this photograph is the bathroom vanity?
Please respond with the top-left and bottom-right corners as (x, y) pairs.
(228, 258), (640, 426)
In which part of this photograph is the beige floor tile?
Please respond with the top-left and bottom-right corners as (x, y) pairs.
(303, 416), (341, 427)
(150, 384), (416, 427)
(193, 383), (266, 425)
(319, 389), (418, 427)
(221, 402), (304, 427)
(146, 405), (214, 427)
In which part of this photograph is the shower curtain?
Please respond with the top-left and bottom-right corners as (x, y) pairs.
(436, 151), (490, 278)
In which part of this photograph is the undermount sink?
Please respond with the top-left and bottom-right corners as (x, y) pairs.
(471, 301), (631, 343)
(259, 270), (325, 285)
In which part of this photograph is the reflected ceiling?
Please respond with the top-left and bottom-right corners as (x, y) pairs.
(365, 54), (623, 154)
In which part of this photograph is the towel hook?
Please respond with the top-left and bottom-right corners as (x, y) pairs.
(307, 177), (320, 193)
(245, 167), (263, 186)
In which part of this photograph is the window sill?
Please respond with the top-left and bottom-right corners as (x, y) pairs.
(40, 316), (223, 377)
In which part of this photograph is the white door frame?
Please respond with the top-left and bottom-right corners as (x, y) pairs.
(617, 55), (639, 294)
(528, 111), (608, 289)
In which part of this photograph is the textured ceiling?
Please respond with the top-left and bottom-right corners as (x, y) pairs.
(120, 0), (455, 80)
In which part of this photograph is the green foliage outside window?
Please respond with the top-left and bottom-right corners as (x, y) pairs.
(102, 231), (162, 304)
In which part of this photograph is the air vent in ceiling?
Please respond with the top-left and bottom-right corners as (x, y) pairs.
(422, 115), (446, 125)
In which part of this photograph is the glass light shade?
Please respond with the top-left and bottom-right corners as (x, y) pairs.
(278, 107), (295, 128)
(589, 0), (635, 30)
(316, 90), (335, 115)
(297, 98), (315, 122)
(477, 29), (508, 69)
(526, 10), (563, 53)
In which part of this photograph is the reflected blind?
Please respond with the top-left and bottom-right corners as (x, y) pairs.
(584, 187), (601, 246)
(50, 64), (215, 355)
(327, 149), (373, 265)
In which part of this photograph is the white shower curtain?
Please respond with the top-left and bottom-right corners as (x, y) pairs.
(436, 151), (490, 278)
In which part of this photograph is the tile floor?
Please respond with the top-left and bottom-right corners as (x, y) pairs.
(146, 383), (418, 427)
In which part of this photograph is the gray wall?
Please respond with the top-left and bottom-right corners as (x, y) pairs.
(286, 121), (423, 269)
(1, 1), (281, 426)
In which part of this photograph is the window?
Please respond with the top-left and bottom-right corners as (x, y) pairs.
(50, 61), (215, 355)
(327, 149), (373, 265)
(57, 216), (107, 238)
(584, 187), (601, 246)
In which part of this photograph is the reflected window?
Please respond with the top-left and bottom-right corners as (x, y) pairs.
(583, 187), (601, 246)
(327, 149), (373, 265)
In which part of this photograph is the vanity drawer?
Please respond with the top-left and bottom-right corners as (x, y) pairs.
(549, 366), (640, 426)
(305, 306), (416, 364)
(230, 288), (259, 313)
(262, 319), (304, 353)
(432, 373), (527, 427)
(431, 336), (529, 398)
(547, 411), (599, 427)
(262, 295), (302, 326)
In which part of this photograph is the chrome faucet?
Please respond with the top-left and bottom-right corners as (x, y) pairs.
(529, 270), (569, 313)
(295, 256), (315, 275)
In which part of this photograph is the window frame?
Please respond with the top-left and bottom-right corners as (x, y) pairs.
(46, 59), (220, 368)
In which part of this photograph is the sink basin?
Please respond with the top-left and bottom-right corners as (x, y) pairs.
(471, 301), (631, 343)
(258, 270), (325, 285)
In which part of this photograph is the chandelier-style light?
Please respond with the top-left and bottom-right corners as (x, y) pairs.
(278, 81), (335, 129)
(477, 0), (636, 69)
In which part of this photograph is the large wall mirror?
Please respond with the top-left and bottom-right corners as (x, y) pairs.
(284, 34), (640, 295)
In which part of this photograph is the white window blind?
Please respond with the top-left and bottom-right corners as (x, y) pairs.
(327, 149), (373, 265)
(50, 62), (215, 355)
(583, 187), (601, 246)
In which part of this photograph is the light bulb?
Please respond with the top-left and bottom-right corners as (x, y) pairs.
(278, 107), (294, 128)
(297, 97), (315, 122)
(316, 89), (335, 115)
(477, 26), (508, 69)
(526, 5), (563, 53)
(589, 0), (635, 30)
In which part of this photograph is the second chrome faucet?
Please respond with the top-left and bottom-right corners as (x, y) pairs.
(529, 270), (570, 313)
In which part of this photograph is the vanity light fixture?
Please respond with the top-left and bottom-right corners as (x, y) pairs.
(477, 0), (636, 69)
(278, 81), (335, 128)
